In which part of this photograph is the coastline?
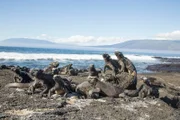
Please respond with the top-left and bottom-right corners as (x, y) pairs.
(0, 63), (180, 119)
(146, 57), (180, 73)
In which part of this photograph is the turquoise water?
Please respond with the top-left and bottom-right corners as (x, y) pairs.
(0, 46), (180, 73)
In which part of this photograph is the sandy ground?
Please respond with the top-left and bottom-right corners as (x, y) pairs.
(0, 69), (180, 120)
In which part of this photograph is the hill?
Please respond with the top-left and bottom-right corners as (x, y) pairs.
(1, 38), (180, 51)
(0, 38), (56, 48)
(0, 38), (107, 51)
(0, 38), (83, 49)
(98, 40), (180, 51)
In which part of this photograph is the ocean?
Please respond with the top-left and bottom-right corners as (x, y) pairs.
(0, 46), (180, 73)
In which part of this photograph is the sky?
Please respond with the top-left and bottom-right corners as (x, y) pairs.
(0, 0), (180, 46)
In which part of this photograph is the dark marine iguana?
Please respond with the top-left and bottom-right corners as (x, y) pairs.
(6, 69), (74, 97)
(48, 75), (74, 98)
(5, 69), (53, 93)
(76, 81), (94, 98)
(11, 67), (33, 83)
(88, 78), (124, 97)
(76, 77), (150, 98)
(59, 64), (78, 76)
(29, 69), (56, 95)
(6, 69), (55, 96)
(43, 61), (59, 74)
(88, 64), (99, 78)
(102, 53), (121, 76)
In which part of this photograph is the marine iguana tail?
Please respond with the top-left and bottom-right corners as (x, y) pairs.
(5, 83), (32, 88)
(123, 84), (144, 97)
(89, 78), (124, 97)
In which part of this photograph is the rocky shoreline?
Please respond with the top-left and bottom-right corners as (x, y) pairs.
(146, 57), (180, 73)
(0, 69), (179, 119)
(0, 58), (180, 120)
(153, 57), (180, 63)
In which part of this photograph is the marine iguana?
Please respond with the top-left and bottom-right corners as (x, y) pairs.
(48, 75), (74, 98)
(88, 64), (99, 78)
(12, 68), (33, 83)
(6, 69), (74, 97)
(138, 77), (160, 98)
(102, 53), (121, 76)
(44, 61), (59, 74)
(114, 51), (137, 90)
(75, 81), (94, 98)
(29, 69), (55, 95)
(59, 64), (78, 76)
(88, 78), (124, 97)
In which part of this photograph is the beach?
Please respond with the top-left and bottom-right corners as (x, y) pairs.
(0, 46), (180, 119)
(1, 1), (180, 119)
(0, 64), (180, 119)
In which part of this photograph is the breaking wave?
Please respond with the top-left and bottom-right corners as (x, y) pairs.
(0, 52), (156, 61)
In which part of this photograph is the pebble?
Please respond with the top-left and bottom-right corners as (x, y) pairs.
(16, 88), (25, 92)
(51, 94), (62, 99)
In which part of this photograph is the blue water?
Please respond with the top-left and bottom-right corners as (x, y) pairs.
(0, 46), (105, 54)
(0, 46), (180, 73)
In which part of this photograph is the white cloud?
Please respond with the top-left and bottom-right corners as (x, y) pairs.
(29, 30), (180, 46)
(30, 34), (127, 46)
(35, 34), (57, 40)
(155, 30), (180, 40)
(41, 34), (47, 37)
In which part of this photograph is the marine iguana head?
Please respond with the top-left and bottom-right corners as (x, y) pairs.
(114, 51), (124, 60)
(29, 68), (39, 76)
(14, 68), (21, 74)
(69, 63), (73, 67)
(52, 68), (59, 75)
(53, 75), (62, 81)
(34, 69), (44, 78)
(102, 53), (111, 62)
(89, 64), (95, 70)
(50, 61), (59, 68)
(140, 76), (151, 86)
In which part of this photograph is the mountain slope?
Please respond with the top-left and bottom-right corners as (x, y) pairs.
(98, 40), (180, 51)
(0, 38), (77, 49)
(0, 38), (105, 51)
(1, 38), (180, 51)
(0, 38), (55, 46)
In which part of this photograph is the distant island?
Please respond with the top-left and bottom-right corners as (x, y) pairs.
(97, 40), (180, 51)
(0, 38), (109, 51)
(0, 38), (83, 50)
(0, 38), (180, 51)
(0, 38), (61, 48)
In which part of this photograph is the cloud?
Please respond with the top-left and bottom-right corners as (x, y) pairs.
(155, 30), (180, 40)
(30, 34), (127, 46)
(24, 30), (180, 46)
(35, 34), (57, 40)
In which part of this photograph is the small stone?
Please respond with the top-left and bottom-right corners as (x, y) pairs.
(66, 98), (78, 105)
(51, 94), (62, 99)
(119, 93), (126, 98)
(42, 97), (47, 100)
(57, 103), (65, 108)
(56, 97), (66, 103)
(95, 99), (106, 103)
(16, 88), (25, 92)
(8, 93), (15, 98)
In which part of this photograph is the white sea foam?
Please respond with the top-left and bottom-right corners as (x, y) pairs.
(0, 52), (156, 61)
